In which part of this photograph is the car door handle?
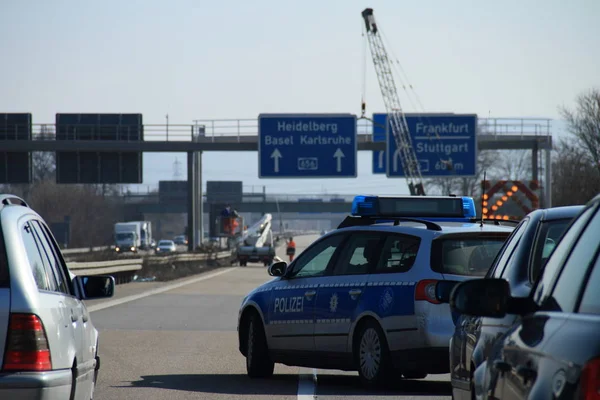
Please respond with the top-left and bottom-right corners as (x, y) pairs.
(493, 360), (512, 373)
(349, 289), (362, 296)
(304, 290), (316, 298)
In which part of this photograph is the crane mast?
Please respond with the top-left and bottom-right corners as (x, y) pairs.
(361, 8), (426, 196)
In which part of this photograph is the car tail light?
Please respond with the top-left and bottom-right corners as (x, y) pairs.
(415, 279), (441, 304)
(579, 357), (600, 400)
(3, 313), (52, 371)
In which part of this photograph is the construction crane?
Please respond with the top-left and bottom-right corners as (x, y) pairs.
(361, 8), (426, 196)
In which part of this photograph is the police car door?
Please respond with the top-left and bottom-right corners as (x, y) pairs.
(314, 232), (383, 353)
(267, 234), (345, 353)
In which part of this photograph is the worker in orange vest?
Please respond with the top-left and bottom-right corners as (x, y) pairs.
(286, 237), (296, 262)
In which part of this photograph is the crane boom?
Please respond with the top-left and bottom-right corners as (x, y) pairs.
(362, 8), (426, 196)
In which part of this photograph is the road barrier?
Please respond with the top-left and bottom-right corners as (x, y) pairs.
(62, 246), (112, 255)
(67, 250), (233, 283)
(146, 251), (232, 264)
(67, 258), (143, 276)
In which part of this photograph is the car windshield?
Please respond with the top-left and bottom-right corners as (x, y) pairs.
(431, 233), (510, 276)
(116, 233), (134, 241)
(159, 241), (173, 246)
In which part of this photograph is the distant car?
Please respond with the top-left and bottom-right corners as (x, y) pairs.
(155, 240), (177, 253)
(0, 195), (115, 399)
(173, 235), (187, 245)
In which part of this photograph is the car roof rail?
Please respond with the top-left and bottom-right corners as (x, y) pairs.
(0, 195), (29, 208)
(469, 218), (520, 227)
(337, 216), (442, 231)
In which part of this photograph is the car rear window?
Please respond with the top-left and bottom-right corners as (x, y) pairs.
(530, 218), (574, 282)
(0, 221), (8, 287)
(431, 232), (510, 276)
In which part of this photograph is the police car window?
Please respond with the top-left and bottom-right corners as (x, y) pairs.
(533, 206), (596, 305)
(578, 255), (600, 315)
(488, 219), (529, 279)
(333, 232), (382, 275)
(432, 233), (509, 277)
(289, 234), (344, 278)
(542, 208), (600, 313)
(375, 234), (420, 274)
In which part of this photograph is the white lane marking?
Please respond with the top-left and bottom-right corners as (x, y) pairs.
(88, 267), (239, 313)
(297, 368), (318, 399)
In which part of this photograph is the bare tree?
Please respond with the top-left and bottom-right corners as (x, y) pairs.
(560, 88), (600, 173)
(32, 125), (56, 183)
(425, 150), (501, 196)
(552, 138), (600, 206)
(498, 150), (532, 181)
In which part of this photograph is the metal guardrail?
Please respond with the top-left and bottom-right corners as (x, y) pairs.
(18, 117), (552, 143)
(146, 251), (232, 264)
(62, 246), (112, 255)
(67, 250), (233, 277)
(67, 258), (143, 276)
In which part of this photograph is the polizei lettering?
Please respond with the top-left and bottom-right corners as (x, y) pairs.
(274, 297), (304, 313)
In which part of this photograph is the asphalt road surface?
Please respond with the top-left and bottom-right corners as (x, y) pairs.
(88, 234), (452, 400)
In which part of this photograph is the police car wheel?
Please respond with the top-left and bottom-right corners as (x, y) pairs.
(246, 314), (274, 378)
(355, 320), (391, 386)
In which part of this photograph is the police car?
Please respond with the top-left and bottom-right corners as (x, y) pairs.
(237, 195), (515, 386)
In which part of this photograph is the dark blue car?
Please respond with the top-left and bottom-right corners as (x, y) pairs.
(450, 195), (600, 399)
(440, 205), (584, 400)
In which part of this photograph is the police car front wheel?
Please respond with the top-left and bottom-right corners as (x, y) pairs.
(246, 314), (274, 378)
(355, 320), (392, 386)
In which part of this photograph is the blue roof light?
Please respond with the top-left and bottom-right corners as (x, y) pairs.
(349, 195), (478, 220)
(351, 195), (379, 216)
(462, 197), (477, 218)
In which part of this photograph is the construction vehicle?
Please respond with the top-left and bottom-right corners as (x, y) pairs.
(361, 8), (426, 196)
(236, 213), (275, 267)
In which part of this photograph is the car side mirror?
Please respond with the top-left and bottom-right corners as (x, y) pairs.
(74, 275), (115, 300)
(268, 261), (287, 277)
(435, 280), (460, 303)
(450, 278), (510, 318)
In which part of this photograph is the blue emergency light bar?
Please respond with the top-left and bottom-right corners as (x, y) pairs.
(351, 195), (477, 220)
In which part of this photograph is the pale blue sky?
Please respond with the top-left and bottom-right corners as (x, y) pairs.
(1, 0), (598, 195)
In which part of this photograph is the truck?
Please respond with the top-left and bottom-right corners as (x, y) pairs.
(130, 220), (154, 249)
(236, 213), (276, 267)
(114, 222), (142, 253)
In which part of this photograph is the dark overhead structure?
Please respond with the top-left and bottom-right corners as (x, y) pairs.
(0, 113), (32, 184)
(55, 113), (144, 184)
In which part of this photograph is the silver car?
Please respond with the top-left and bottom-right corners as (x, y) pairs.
(0, 195), (115, 399)
(155, 240), (177, 254)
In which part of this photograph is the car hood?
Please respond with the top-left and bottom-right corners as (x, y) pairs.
(245, 277), (281, 298)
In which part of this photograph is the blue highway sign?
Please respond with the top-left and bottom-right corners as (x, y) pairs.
(259, 114), (357, 178)
(372, 113), (477, 178)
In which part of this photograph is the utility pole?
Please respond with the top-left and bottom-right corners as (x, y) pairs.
(166, 114), (169, 140)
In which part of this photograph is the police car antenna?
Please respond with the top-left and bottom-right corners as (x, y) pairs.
(480, 170), (487, 227)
